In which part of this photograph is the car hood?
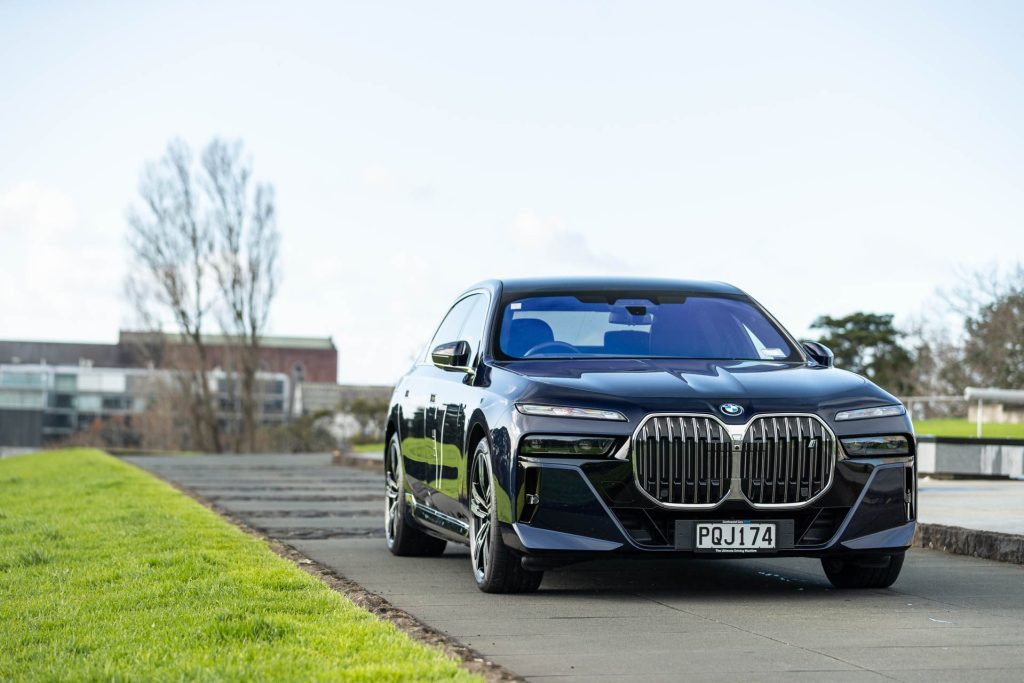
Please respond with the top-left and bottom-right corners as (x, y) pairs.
(497, 358), (892, 416)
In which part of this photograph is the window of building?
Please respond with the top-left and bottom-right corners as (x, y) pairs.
(0, 389), (45, 409)
(102, 396), (129, 411)
(52, 394), (74, 409)
(0, 371), (46, 388)
(43, 413), (72, 429)
(77, 395), (102, 412)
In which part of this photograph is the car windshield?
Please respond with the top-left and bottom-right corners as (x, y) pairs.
(497, 294), (799, 361)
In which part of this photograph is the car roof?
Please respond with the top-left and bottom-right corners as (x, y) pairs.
(465, 277), (746, 299)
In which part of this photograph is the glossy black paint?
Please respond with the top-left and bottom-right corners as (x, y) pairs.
(387, 278), (916, 564)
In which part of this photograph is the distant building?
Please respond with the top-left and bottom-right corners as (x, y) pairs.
(0, 331), (337, 447)
(0, 331), (337, 383)
(967, 402), (1024, 424)
(0, 364), (290, 447)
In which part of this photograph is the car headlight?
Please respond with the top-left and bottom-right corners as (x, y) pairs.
(515, 404), (627, 421)
(841, 435), (912, 457)
(835, 404), (906, 421)
(519, 435), (616, 456)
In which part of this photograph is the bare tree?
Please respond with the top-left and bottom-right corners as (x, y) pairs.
(940, 262), (1024, 389)
(203, 139), (280, 452)
(126, 140), (222, 452)
(126, 138), (280, 452)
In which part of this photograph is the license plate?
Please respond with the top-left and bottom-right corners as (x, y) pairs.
(695, 521), (776, 553)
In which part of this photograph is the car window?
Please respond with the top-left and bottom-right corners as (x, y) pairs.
(455, 294), (489, 365)
(425, 295), (479, 360)
(497, 294), (798, 361)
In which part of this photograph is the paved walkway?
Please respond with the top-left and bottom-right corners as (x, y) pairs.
(124, 454), (1024, 683)
(918, 478), (1024, 535)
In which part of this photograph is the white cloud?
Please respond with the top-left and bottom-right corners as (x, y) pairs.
(0, 183), (77, 237)
(0, 183), (123, 342)
(505, 210), (631, 272)
(359, 164), (433, 202)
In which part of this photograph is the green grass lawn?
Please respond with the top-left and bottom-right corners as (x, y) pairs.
(913, 419), (1024, 439)
(0, 449), (478, 682)
(352, 442), (385, 454)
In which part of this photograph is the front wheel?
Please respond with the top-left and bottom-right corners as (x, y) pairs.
(821, 552), (905, 589)
(468, 439), (543, 593)
(385, 434), (447, 557)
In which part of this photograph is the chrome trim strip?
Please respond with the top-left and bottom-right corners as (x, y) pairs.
(406, 493), (470, 535)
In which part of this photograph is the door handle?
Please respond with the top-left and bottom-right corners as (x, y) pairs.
(429, 394), (436, 403)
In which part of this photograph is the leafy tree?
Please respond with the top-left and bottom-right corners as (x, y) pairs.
(343, 396), (390, 444)
(810, 312), (914, 394)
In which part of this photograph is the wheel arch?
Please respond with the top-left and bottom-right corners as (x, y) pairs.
(465, 407), (518, 525)
(385, 419), (398, 450)
(465, 412), (490, 498)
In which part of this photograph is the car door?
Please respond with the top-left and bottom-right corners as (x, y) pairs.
(427, 292), (490, 519)
(403, 295), (477, 505)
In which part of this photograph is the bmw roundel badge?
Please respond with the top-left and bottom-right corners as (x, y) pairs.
(719, 403), (744, 417)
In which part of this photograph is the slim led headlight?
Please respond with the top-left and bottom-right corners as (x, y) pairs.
(515, 404), (627, 421)
(835, 405), (906, 422)
(519, 435), (616, 456)
(841, 435), (912, 457)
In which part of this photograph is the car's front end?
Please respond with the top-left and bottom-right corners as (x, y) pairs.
(484, 293), (918, 589)
(502, 390), (915, 574)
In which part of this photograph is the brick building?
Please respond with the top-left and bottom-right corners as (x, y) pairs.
(0, 331), (337, 383)
(0, 331), (338, 447)
(115, 331), (337, 384)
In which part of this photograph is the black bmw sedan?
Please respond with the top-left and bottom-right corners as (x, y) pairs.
(384, 278), (916, 593)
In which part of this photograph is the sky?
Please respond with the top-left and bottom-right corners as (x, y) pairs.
(1, 1), (1022, 384)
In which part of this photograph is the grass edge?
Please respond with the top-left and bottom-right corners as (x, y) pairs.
(116, 455), (521, 683)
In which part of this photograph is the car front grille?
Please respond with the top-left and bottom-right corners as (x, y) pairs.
(740, 415), (836, 506)
(632, 415), (731, 507)
(631, 413), (838, 509)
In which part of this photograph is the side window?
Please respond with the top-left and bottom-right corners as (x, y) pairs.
(455, 294), (489, 364)
(425, 296), (477, 359)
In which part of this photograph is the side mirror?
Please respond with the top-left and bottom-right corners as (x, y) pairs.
(431, 340), (473, 371)
(801, 341), (834, 368)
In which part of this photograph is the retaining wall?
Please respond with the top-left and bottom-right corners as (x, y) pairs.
(917, 436), (1024, 478)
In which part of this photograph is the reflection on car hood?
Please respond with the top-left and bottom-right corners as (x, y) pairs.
(499, 358), (873, 402)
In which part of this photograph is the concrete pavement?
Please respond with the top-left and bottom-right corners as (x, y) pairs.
(918, 478), (1024, 535)
(124, 454), (1024, 683)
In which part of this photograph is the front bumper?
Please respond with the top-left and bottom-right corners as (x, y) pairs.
(504, 455), (916, 564)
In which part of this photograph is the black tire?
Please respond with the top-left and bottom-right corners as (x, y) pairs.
(468, 438), (543, 594)
(821, 552), (905, 589)
(385, 434), (447, 557)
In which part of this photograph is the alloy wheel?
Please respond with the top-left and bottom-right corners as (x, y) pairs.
(385, 439), (402, 548)
(469, 444), (493, 583)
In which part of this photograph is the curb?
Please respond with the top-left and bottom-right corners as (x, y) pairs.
(914, 523), (1024, 564)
